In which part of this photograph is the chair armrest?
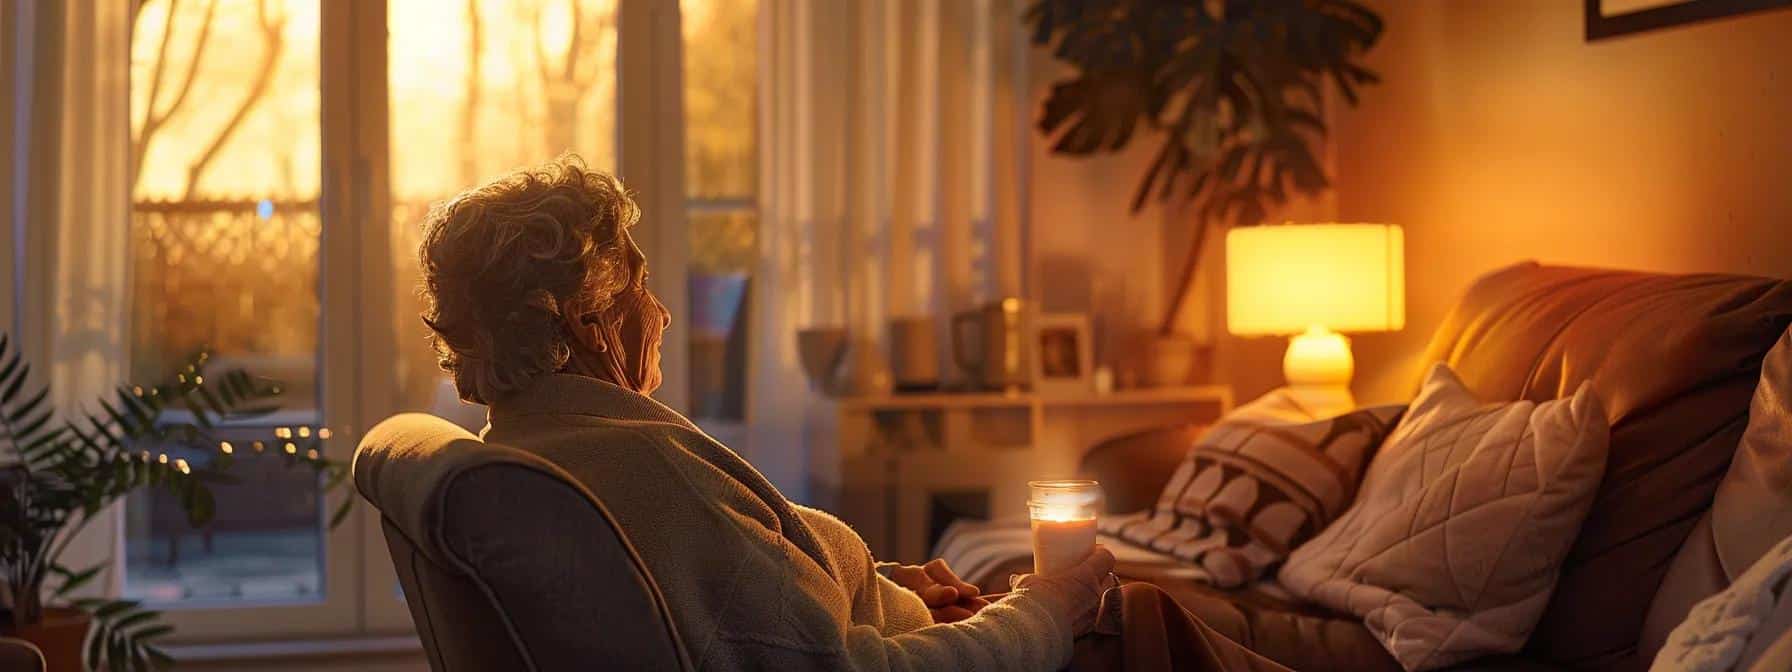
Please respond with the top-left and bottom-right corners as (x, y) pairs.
(1076, 423), (1208, 514)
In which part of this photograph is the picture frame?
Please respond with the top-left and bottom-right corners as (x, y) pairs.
(1033, 313), (1093, 396)
(1586, 0), (1792, 41)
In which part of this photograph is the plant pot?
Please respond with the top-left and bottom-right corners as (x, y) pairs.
(796, 327), (849, 396)
(9, 606), (90, 672)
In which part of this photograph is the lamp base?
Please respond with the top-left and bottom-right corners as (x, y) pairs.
(1283, 327), (1357, 415)
(1281, 384), (1357, 418)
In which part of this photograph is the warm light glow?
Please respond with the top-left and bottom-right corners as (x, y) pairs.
(1031, 503), (1094, 523)
(1027, 480), (1103, 522)
(1226, 223), (1405, 336)
(1284, 325), (1354, 386)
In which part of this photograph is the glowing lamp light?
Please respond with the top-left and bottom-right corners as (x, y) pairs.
(1028, 480), (1103, 574)
(1227, 223), (1405, 414)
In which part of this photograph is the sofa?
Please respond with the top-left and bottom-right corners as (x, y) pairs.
(938, 262), (1792, 671)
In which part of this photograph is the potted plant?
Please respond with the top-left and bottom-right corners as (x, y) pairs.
(1025, 0), (1383, 381)
(0, 334), (348, 671)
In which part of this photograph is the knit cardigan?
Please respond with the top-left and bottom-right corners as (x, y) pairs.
(483, 374), (1076, 671)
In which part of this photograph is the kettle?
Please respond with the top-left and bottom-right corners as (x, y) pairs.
(952, 298), (1031, 391)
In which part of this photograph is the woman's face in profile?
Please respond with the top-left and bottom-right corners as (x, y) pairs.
(618, 231), (670, 394)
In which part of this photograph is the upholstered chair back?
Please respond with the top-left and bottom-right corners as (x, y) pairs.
(355, 413), (690, 672)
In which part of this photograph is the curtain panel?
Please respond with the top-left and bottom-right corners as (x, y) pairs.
(751, 0), (1032, 501)
(2, 0), (136, 593)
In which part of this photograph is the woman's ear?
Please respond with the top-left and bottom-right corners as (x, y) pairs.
(561, 310), (608, 354)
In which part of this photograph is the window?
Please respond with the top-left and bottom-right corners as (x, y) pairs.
(124, 0), (334, 610)
(683, 0), (757, 423)
(122, 0), (756, 643)
(386, 0), (621, 422)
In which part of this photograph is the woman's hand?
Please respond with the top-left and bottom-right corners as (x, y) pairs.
(1013, 544), (1118, 636)
(888, 559), (992, 623)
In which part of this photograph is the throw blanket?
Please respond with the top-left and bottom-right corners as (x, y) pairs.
(1070, 584), (1292, 672)
(1654, 533), (1792, 672)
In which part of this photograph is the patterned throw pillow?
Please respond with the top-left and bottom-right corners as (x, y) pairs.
(1097, 389), (1405, 588)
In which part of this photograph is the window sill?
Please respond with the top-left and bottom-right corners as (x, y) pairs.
(164, 635), (422, 663)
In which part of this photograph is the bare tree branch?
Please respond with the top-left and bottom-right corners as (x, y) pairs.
(572, 8), (612, 91)
(532, 1), (552, 93)
(132, 0), (217, 190)
(182, 0), (286, 200)
(460, 0), (483, 185)
(563, 0), (583, 83)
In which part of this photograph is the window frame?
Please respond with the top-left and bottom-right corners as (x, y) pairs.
(123, 0), (695, 643)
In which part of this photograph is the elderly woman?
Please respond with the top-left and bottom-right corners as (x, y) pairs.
(416, 157), (1117, 671)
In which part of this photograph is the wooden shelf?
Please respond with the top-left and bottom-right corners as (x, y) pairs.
(1038, 385), (1232, 408)
(838, 391), (1032, 411)
(837, 386), (1231, 412)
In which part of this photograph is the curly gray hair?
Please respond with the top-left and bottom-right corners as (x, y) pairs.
(418, 156), (640, 404)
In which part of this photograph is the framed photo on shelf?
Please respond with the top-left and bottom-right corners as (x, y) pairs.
(1033, 313), (1093, 396)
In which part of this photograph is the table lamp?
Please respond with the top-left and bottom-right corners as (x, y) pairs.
(1226, 223), (1404, 414)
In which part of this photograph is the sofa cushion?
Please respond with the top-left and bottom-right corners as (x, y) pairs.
(1418, 263), (1792, 668)
(1097, 389), (1404, 587)
(1279, 364), (1610, 671)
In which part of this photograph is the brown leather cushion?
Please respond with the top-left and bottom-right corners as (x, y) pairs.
(1417, 263), (1792, 668)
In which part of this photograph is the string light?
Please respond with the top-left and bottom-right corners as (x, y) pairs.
(252, 441), (265, 452)
(305, 449), (319, 460)
(275, 427), (292, 439)
(157, 454), (168, 464)
(174, 459), (190, 474)
(219, 441), (234, 455)
(283, 442), (297, 454)
(317, 428), (332, 440)
(297, 426), (310, 438)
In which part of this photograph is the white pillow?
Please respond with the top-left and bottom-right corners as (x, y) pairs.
(1278, 363), (1610, 671)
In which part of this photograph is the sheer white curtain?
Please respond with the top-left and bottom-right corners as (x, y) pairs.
(750, 0), (1031, 501)
(2, 0), (136, 592)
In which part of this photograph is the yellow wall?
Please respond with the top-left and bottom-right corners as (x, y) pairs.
(1338, 0), (1792, 403)
(1026, 1), (1792, 406)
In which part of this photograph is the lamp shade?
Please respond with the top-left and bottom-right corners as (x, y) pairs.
(1226, 223), (1404, 336)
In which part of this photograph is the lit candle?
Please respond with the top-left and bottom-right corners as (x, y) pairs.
(1028, 480), (1103, 574)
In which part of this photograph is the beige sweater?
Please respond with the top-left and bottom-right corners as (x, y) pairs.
(484, 374), (1075, 671)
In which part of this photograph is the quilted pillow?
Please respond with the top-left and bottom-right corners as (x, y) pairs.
(1098, 389), (1405, 588)
(1278, 363), (1609, 672)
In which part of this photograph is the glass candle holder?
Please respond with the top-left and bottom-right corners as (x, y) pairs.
(1028, 480), (1104, 574)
